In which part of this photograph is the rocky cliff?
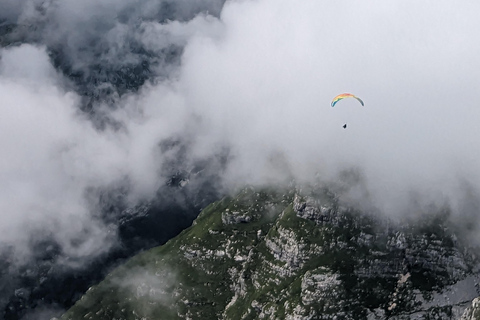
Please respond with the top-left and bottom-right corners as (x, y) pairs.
(57, 187), (480, 320)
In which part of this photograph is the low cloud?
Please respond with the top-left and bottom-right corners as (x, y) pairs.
(2, 0), (480, 304)
(0, 45), (122, 263)
(173, 0), (480, 218)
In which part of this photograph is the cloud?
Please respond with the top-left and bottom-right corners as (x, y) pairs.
(2, 2), (480, 316)
(171, 0), (480, 216)
(116, 266), (176, 308)
(0, 0), (28, 22)
(0, 2), (223, 266)
(0, 45), (122, 263)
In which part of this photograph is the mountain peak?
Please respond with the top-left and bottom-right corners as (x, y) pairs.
(59, 187), (480, 320)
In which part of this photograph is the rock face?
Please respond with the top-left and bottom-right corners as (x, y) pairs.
(58, 187), (480, 320)
(462, 298), (480, 320)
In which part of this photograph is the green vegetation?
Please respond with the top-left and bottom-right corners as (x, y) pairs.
(59, 187), (478, 320)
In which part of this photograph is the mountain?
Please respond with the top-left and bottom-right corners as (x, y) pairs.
(0, 170), (222, 320)
(57, 187), (480, 320)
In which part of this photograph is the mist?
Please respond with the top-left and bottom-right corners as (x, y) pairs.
(177, 0), (480, 216)
(2, 0), (480, 317)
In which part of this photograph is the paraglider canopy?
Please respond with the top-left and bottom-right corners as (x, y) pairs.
(331, 93), (364, 107)
(331, 93), (364, 129)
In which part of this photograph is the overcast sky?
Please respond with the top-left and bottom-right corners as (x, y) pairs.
(2, 0), (480, 266)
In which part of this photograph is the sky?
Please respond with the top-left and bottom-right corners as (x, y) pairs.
(2, 0), (480, 311)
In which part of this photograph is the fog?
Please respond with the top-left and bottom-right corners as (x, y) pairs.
(2, 0), (480, 316)
(179, 0), (480, 216)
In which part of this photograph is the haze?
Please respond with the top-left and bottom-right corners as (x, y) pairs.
(1, 0), (480, 276)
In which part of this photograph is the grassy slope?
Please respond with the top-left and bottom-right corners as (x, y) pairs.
(59, 187), (477, 320)
(60, 189), (292, 320)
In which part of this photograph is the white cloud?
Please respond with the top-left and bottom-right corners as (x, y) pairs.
(2, 0), (480, 266)
(172, 0), (480, 215)
(0, 45), (131, 263)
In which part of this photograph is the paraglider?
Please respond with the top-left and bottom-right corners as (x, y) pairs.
(331, 93), (364, 107)
(331, 93), (364, 128)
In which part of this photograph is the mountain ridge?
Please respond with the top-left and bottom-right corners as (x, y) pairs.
(57, 186), (480, 320)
